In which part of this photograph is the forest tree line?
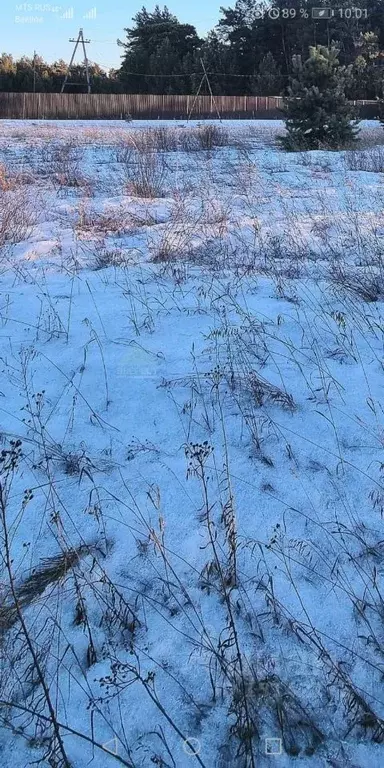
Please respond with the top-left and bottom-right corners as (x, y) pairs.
(1, 1), (384, 98)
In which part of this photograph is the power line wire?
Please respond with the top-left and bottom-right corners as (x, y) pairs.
(120, 71), (260, 78)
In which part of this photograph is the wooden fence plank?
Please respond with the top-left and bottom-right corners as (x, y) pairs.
(0, 92), (379, 120)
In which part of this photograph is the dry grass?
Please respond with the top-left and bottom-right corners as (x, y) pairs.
(1, 119), (384, 768)
(0, 545), (91, 637)
(345, 146), (384, 172)
(0, 187), (38, 248)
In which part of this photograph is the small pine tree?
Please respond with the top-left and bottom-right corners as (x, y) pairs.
(280, 46), (360, 151)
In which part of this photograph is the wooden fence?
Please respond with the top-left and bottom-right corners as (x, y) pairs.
(0, 92), (380, 120)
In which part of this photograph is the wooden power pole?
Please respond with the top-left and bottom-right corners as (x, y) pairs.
(61, 29), (91, 94)
(187, 59), (222, 121)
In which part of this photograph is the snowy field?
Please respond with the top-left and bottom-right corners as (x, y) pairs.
(1, 119), (384, 768)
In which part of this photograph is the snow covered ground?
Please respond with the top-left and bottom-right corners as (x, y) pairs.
(0, 119), (384, 768)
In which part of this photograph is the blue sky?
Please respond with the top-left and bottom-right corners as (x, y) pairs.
(6, 0), (224, 68)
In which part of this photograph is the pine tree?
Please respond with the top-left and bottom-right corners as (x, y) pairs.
(118, 5), (201, 94)
(347, 32), (382, 100)
(256, 52), (283, 96)
(280, 46), (360, 151)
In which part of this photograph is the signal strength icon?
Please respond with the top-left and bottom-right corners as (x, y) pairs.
(61, 7), (74, 19)
(83, 7), (97, 19)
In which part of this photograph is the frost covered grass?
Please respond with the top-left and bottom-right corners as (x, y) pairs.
(0, 119), (384, 767)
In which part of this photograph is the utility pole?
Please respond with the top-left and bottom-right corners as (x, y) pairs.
(61, 29), (91, 94)
(187, 59), (222, 122)
(200, 59), (221, 121)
